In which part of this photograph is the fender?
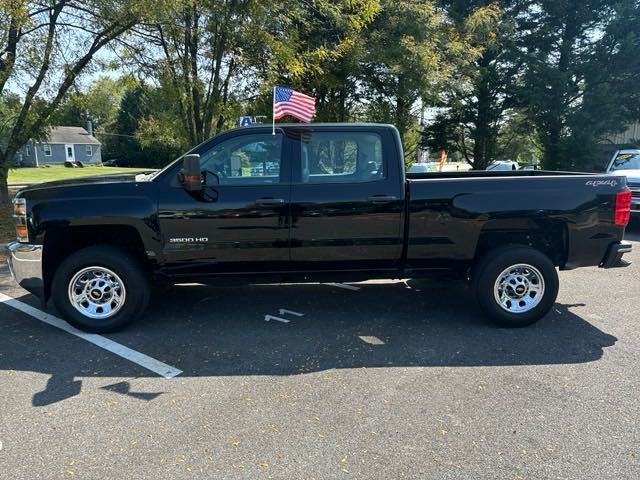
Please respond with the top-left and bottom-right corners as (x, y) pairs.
(30, 195), (162, 259)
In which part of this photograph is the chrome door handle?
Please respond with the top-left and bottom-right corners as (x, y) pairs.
(255, 198), (285, 207)
(368, 195), (397, 204)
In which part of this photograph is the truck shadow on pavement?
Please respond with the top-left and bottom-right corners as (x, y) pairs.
(0, 277), (618, 406)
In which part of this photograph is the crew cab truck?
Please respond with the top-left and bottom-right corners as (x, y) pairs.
(7, 124), (633, 332)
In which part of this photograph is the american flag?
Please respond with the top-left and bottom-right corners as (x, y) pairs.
(273, 86), (316, 123)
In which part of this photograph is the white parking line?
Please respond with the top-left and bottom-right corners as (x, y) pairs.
(264, 314), (290, 323)
(324, 283), (361, 291)
(279, 308), (304, 317)
(0, 293), (182, 379)
(358, 335), (386, 345)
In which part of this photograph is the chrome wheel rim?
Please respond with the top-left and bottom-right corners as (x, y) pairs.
(493, 263), (545, 314)
(68, 267), (126, 319)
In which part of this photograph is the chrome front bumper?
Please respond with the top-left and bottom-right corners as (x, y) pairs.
(6, 242), (44, 297)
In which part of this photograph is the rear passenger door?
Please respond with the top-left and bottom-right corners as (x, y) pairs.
(288, 127), (404, 270)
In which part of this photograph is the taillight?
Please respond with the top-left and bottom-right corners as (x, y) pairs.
(614, 189), (632, 226)
(12, 197), (29, 242)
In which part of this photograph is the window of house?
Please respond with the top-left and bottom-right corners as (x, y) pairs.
(198, 133), (283, 185)
(25, 145), (31, 156)
(300, 131), (384, 184)
(86, 145), (93, 156)
(43, 144), (52, 156)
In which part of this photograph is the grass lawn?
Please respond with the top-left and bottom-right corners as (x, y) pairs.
(8, 165), (152, 185)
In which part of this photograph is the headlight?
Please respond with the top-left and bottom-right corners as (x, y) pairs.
(13, 198), (29, 242)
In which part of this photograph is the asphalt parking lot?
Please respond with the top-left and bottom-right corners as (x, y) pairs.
(1, 227), (639, 480)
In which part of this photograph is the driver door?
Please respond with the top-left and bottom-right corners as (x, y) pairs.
(158, 130), (292, 276)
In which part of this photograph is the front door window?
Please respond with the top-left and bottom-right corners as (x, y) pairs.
(198, 133), (283, 185)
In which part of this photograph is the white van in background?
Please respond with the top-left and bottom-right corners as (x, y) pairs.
(486, 160), (519, 171)
(606, 149), (640, 215)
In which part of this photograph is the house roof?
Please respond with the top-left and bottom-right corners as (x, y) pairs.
(46, 126), (101, 145)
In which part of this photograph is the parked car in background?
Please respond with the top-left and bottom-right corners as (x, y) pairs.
(486, 160), (519, 171)
(605, 149), (640, 217)
(102, 158), (132, 167)
(407, 163), (433, 173)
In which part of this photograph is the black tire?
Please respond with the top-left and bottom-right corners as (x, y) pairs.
(51, 246), (150, 333)
(473, 246), (559, 328)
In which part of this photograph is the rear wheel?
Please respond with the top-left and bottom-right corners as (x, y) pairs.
(473, 246), (559, 327)
(52, 246), (150, 333)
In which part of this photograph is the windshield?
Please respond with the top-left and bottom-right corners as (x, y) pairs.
(610, 152), (640, 171)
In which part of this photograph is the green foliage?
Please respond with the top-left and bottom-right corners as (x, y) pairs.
(0, 93), (20, 145)
(425, 1), (514, 169)
(112, 84), (183, 167)
(51, 76), (136, 131)
(3, 0), (639, 180)
(271, 0), (380, 122)
(423, 114), (456, 156)
(126, 0), (380, 148)
(495, 111), (542, 165)
(359, 0), (452, 140)
(0, 0), (176, 202)
(517, 0), (640, 170)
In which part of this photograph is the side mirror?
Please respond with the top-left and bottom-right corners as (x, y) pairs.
(180, 154), (202, 192)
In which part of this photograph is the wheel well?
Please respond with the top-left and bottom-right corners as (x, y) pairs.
(42, 225), (148, 302)
(474, 220), (567, 268)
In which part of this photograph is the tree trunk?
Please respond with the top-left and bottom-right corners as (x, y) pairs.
(0, 151), (10, 205)
(338, 87), (346, 122)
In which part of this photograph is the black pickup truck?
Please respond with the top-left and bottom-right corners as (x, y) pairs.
(7, 124), (633, 332)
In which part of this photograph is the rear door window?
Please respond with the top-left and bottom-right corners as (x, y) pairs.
(300, 132), (384, 184)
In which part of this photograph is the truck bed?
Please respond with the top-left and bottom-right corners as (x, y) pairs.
(404, 171), (626, 271)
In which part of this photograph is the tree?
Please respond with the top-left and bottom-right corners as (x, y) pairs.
(276, 0), (379, 123)
(421, 1), (510, 169)
(109, 84), (150, 164)
(517, 0), (640, 170)
(125, 0), (379, 149)
(0, 0), (167, 203)
(422, 113), (459, 162)
(495, 110), (541, 164)
(0, 92), (21, 145)
(112, 82), (185, 167)
(51, 76), (135, 131)
(357, 0), (497, 165)
(359, 0), (442, 143)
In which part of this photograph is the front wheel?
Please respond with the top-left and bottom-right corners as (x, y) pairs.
(473, 246), (559, 328)
(52, 246), (150, 333)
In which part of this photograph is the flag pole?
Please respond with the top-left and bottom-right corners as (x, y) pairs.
(272, 86), (276, 136)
